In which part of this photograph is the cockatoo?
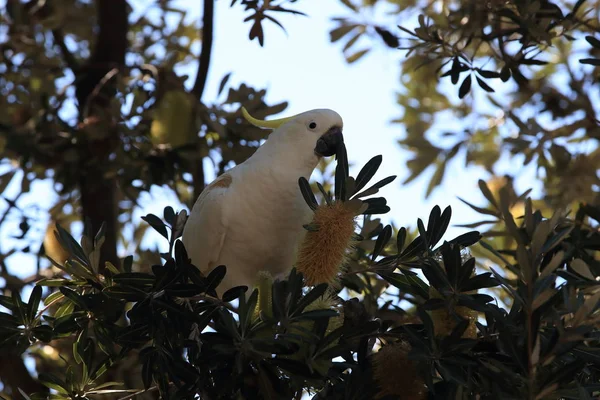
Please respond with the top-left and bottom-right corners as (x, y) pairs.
(182, 107), (344, 296)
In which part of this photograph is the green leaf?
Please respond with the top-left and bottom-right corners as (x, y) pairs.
(316, 182), (331, 205)
(0, 311), (19, 326)
(27, 286), (42, 323)
(141, 214), (168, 239)
(44, 291), (64, 306)
(458, 74), (472, 98)
(372, 224), (392, 261)
(222, 286), (248, 302)
(32, 325), (54, 342)
(335, 144), (349, 201)
(112, 272), (155, 286)
(217, 72), (232, 96)
(329, 23), (359, 43)
(123, 255), (133, 273)
(476, 76), (495, 92)
(206, 265), (227, 292)
(294, 309), (339, 322)
(294, 284), (329, 315)
(354, 155), (382, 194)
(345, 48), (370, 64)
(163, 206), (176, 226)
(54, 301), (75, 319)
(585, 35), (600, 48)
(38, 279), (79, 287)
(478, 179), (498, 209)
(448, 231), (481, 247)
(298, 177), (318, 210)
(462, 273), (500, 292)
(429, 206), (451, 247)
(54, 223), (90, 267)
(458, 197), (498, 217)
(239, 288), (258, 333)
(12, 291), (27, 325)
(396, 227), (407, 253)
(39, 373), (68, 394)
(59, 287), (87, 310)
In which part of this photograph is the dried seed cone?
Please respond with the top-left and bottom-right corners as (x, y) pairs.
(372, 341), (427, 400)
(43, 222), (70, 267)
(296, 202), (357, 286)
(429, 287), (478, 339)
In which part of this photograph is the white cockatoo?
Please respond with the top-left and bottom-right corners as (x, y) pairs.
(182, 107), (344, 295)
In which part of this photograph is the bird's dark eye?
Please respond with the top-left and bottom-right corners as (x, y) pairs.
(308, 122), (317, 130)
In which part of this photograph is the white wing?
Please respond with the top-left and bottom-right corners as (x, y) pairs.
(182, 173), (232, 275)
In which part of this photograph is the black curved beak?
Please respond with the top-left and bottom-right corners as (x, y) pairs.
(314, 126), (344, 157)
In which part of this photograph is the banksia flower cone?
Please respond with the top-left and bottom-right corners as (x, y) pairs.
(296, 202), (358, 286)
(43, 221), (70, 267)
(372, 341), (427, 400)
(252, 270), (274, 322)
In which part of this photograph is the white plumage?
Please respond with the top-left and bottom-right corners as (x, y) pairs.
(182, 108), (344, 295)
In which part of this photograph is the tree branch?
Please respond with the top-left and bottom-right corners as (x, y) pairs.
(0, 353), (48, 396)
(191, 0), (215, 201)
(192, 0), (215, 100)
(52, 29), (79, 71)
(75, 0), (129, 271)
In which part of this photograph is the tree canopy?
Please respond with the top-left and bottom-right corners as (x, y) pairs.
(0, 0), (599, 399)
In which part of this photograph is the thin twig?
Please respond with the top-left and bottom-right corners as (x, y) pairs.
(52, 29), (79, 71)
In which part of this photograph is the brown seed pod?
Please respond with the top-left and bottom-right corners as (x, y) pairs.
(43, 222), (70, 267)
(295, 202), (358, 286)
(372, 341), (427, 400)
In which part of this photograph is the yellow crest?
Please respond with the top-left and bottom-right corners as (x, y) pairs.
(241, 107), (297, 129)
